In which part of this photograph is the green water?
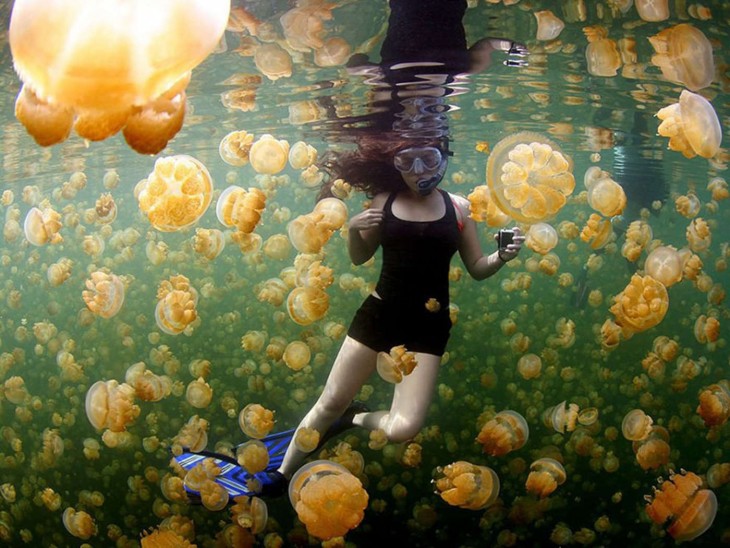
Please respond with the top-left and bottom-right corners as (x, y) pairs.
(0, 0), (729, 546)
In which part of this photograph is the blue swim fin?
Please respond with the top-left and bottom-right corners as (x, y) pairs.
(173, 428), (295, 500)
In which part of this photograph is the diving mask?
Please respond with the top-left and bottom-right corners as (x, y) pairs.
(394, 146), (448, 196)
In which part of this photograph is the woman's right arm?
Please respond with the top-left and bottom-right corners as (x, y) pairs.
(347, 193), (387, 265)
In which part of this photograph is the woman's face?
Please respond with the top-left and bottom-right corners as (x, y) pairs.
(394, 146), (448, 195)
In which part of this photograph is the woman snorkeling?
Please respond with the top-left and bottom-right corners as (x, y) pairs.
(262, 134), (525, 493)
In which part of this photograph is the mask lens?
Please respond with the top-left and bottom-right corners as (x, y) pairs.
(394, 147), (443, 173)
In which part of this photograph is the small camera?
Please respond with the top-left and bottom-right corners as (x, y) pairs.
(498, 229), (514, 249)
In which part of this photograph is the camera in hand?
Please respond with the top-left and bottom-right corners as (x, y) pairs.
(498, 229), (514, 249)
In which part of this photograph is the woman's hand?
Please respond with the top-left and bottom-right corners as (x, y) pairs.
(349, 208), (384, 232)
(495, 226), (525, 262)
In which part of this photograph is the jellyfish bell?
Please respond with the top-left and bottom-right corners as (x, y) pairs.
(486, 132), (575, 223)
(9, 0), (229, 152)
(24, 204), (62, 246)
(313, 198), (348, 231)
(236, 440), (270, 474)
(649, 24), (714, 91)
(645, 470), (717, 542)
(283, 340), (311, 371)
(534, 10), (564, 41)
(525, 223), (558, 255)
(621, 409), (653, 441)
(525, 458), (566, 498)
(288, 141), (318, 170)
(657, 90), (722, 159)
(644, 246), (683, 288)
(239, 403), (275, 439)
(609, 274), (669, 337)
(433, 460), (500, 510)
(287, 286), (329, 326)
(219, 130), (254, 166)
(586, 176), (626, 217)
(476, 410), (529, 456)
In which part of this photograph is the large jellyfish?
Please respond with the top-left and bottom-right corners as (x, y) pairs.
(433, 461), (500, 510)
(645, 470), (717, 542)
(476, 410), (529, 456)
(486, 132), (575, 223)
(656, 90), (722, 159)
(9, 0), (229, 153)
(609, 274), (669, 337)
(649, 24), (714, 91)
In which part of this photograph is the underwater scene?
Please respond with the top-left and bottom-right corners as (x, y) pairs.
(1, 0), (729, 546)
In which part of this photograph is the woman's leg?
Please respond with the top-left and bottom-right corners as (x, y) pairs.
(278, 336), (377, 478)
(352, 352), (441, 443)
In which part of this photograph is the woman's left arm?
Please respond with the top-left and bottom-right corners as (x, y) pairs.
(452, 194), (524, 281)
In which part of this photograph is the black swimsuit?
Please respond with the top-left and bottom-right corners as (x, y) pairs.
(348, 189), (460, 355)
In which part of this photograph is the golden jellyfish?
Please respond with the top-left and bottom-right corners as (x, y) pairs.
(376, 345), (419, 384)
(219, 130), (254, 166)
(288, 460), (368, 541)
(542, 401), (580, 433)
(622, 220), (653, 262)
(288, 213), (333, 254)
(288, 141), (318, 170)
(175, 415), (209, 453)
(186, 377), (213, 408)
(24, 203), (62, 245)
(283, 340), (311, 371)
(525, 458), (566, 498)
(216, 186), (267, 234)
(200, 479), (230, 512)
(586, 176), (626, 217)
(645, 470), (717, 542)
(94, 193), (117, 224)
(192, 228), (225, 260)
(9, 0), (228, 153)
(230, 495), (269, 534)
(263, 234), (292, 261)
(707, 464), (730, 489)
(649, 24), (714, 91)
(280, 6), (329, 52)
(707, 177), (729, 201)
(635, 0), (669, 21)
(609, 274), (669, 337)
(644, 246), (683, 287)
(476, 410), (529, 457)
(580, 213), (613, 250)
(82, 271), (125, 319)
(467, 185), (510, 227)
(85, 379), (140, 432)
(132, 370), (171, 403)
(657, 90), (722, 159)
(249, 134), (290, 175)
(287, 286), (329, 326)
(583, 26), (621, 77)
(633, 426), (671, 470)
(486, 132), (575, 223)
(313, 198), (348, 230)
(4, 376), (29, 405)
(517, 353), (542, 380)
(62, 507), (97, 540)
(686, 217), (711, 253)
(47, 258), (72, 287)
(136, 155), (213, 232)
(621, 409), (653, 441)
(294, 427), (321, 453)
(237, 440), (270, 474)
(525, 223), (558, 255)
(675, 192), (701, 219)
(314, 36), (352, 67)
(257, 278), (288, 306)
(694, 315), (720, 344)
(141, 529), (194, 548)
(534, 10), (564, 41)
(155, 275), (199, 336)
(697, 381), (730, 427)
(433, 461), (500, 510)
(239, 403), (275, 439)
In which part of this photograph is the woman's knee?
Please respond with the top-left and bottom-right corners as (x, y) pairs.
(383, 416), (423, 443)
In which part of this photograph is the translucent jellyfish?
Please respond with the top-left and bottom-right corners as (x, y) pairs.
(635, 0), (669, 21)
(82, 271), (125, 319)
(47, 258), (72, 287)
(288, 460), (368, 541)
(707, 177), (729, 201)
(219, 130), (254, 166)
(649, 24), (714, 91)
(525, 223), (558, 255)
(24, 203), (62, 245)
(283, 341), (311, 371)
(707, 464), (730, 489)
(467, 185), (510, 227)
(314, 198), (348, 230)
(237, 440), (270, 474)
(288, 141), (318, 170)
(287, 287), (329, 326)
(486, 132), (575, 223)
(584, 26), (621, 77)
(476, 410), (529, 456)
(288, 214), (333, 254)
(314, 37), (352, 67)
(216, 186), (267, 234)
(686, 217), (711, 253)
(280, 6), (330, 51)
(85, 379), (140, 432)
(155, 275), (199, 336)
(694, 315), (720, 344)
(254, 43), (293, 81)
(94, 193), (117, 225)
(62, 507), (97, 540)
(4, 376), (29, 405)
(621, 409), (653, 441)
(609, 274), (669, 337)
(675, 192), (701, 219)
(175, 415), (209, 453)
(263, 234), (292, 261)
(697, 381), (730, 427)
(645, 470), (717, 542)
(200, 479), (230, 511)
(377, 345), (418, 384)
(657, 90), (722, 159)
(621, 220), (653, 262)
(141, 529), (194, 547)
(580, 213), (613, 250)
(433, 461), (500, 510)
(239, 403), (275, 439)
(633, 426), (671, 470)
(644, 246), (683, 287)
(294, 427), (321, 453)
(249, 134), (290, 174)
(131, 369), (171, 403)
(542, 401), (580, 433)
(525, 458), (566, 498)
(192, 228), (225, 260)
(534, 10), (564, 41)
(517, 353), (542, 380)
(230, 495), (268, 534)
(136, 155), (213, 232)
(586, 175), (626, 217)
(186, 377), (213, 408)
(9, 0), (229, 153)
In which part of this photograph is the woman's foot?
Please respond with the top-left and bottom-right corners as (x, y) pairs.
(316, 400), (370, 450)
